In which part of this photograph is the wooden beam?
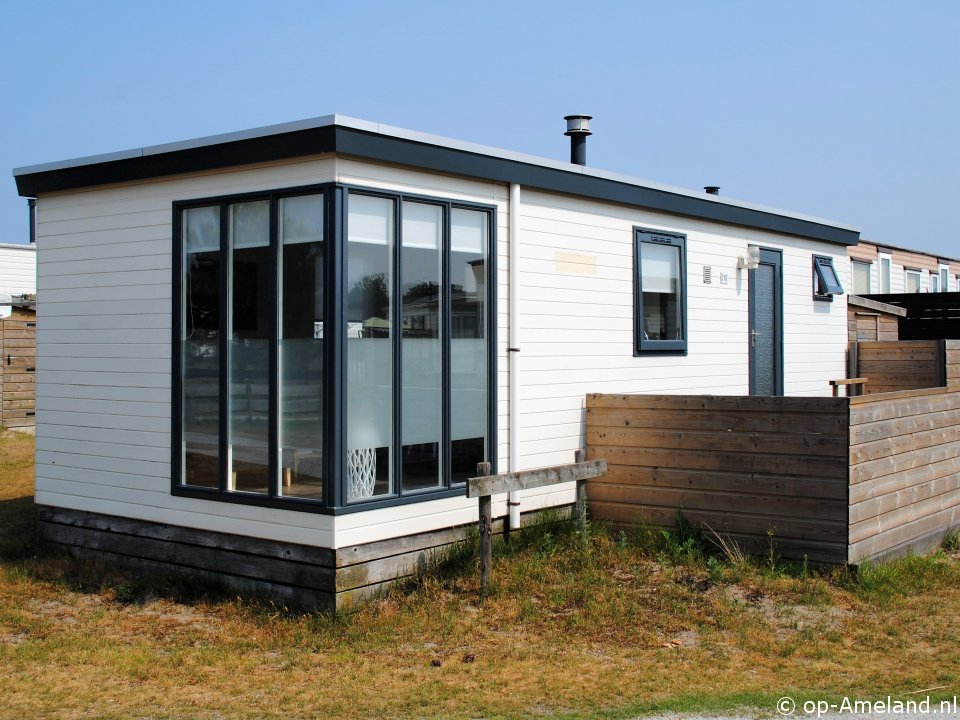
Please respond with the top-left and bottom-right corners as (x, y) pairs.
(476, 462), (492, 598)
(467, 459), (607, 498)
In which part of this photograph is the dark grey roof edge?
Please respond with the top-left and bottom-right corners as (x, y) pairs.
(13, 114), (860, 245)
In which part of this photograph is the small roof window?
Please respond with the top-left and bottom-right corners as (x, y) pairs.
(813, 255), (844, 300)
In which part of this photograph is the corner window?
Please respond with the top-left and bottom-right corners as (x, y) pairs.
(813, 255), (843, 301)
(851, 260), (871, 295)
(634, 229), (687, 353)
(174, 185), (495, 513)
(905, 268), (922, 293)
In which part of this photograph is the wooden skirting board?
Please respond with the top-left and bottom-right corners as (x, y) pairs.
(37, 503), (573, 612)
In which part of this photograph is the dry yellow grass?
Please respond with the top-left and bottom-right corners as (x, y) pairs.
(1, 429), (958, 719)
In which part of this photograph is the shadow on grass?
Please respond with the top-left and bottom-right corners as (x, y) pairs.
(0, 491), (237, 608)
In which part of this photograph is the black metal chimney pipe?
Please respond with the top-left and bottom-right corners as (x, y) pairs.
(564, 114), (592, 165)
(704, 186), (720, 196)
(27, 198), (36, 244)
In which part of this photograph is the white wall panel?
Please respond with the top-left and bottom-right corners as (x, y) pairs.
(33, 154), (851, 552)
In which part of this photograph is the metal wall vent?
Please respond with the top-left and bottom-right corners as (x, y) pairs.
(703, 265), (712, 284)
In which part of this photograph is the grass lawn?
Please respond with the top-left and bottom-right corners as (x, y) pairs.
(1, 428), (959, 719)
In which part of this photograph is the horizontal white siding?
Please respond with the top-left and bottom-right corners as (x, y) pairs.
(35, 156), (338, 547)
(0, 244), (37, 295)
(34, 154), (851, 552)
(511, 190), (848, 470)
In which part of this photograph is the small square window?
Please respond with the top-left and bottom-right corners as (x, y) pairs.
(634, 228), (687, 353)
(813, 255), (844, 301)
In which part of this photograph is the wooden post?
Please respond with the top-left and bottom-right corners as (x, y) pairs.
(477, 461), (492, 598)
(574, 450), (587, 534)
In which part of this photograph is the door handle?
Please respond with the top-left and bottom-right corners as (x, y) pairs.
(750, 329), (761, 347)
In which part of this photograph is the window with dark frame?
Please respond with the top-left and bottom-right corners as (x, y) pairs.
(174, 184), (495, 513)
(812, 255), (844, 301)
(634, 228), (687, 354)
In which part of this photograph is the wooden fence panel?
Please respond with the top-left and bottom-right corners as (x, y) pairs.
(867, 292), (960, 340)
(848, 387), (960, 562)
(856, 340), (942, 394)
(585, 393), (850, 564)
(0, 309), (37, 429)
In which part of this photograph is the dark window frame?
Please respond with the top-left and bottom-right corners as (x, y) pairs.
(812, 255), (844, 301)
(633, 227), (688, 355)
(172, 183), (497, 515)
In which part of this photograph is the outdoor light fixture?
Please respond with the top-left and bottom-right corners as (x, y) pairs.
(737, 245), (761, 271)
(564, 114), (592, 165)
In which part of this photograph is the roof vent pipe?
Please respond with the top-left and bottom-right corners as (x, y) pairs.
(564, 115), (592, 165)
(704, 186), (720, 196)
(27, 198), (36, 244)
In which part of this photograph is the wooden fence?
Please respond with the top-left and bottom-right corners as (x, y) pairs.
(586, 394), (850, 563)
(0, 307), (36, 429)
(867, 292), (960, 340)
(854, 340), (944, 395)
(848, 387), (960, 561)
(587, 350), (960, 565)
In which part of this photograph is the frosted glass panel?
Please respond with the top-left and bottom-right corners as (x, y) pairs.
(451, 208), (485, 253)
(231, 200), (269, 249)
(402, 201), (442, 491)
(185, 205), (220, 253)
(229, 201), (270, 494)
(349, 193), (392, 246)
(346, 194), (394, 500)
(279, 194), (324, 500)
(450, 209), (488, 483)
(752, 264), (776, 396)
(281, 194), (324, 244)
(402, 201), (441, 250)
(182, 206), (220, 489)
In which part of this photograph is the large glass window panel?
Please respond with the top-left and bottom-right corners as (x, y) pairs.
(346, 194), (394, 500)
(449, 208), (488, 483)
(279, 194), (325, 500)
(182, 206), (221, 489)
(228, 200), (270, 494)
(641, 241), (682, 341)
(401, 201), (443, 492)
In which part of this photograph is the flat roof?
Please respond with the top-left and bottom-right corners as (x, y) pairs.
(856, 238), (960, 265)
(13, 114), (860, 246)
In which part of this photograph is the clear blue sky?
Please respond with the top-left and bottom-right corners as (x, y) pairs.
(3, 0), (958, 257)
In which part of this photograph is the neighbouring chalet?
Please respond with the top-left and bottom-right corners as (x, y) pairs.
(13, 115), (861, 609)
(0, 242), (37, 430)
